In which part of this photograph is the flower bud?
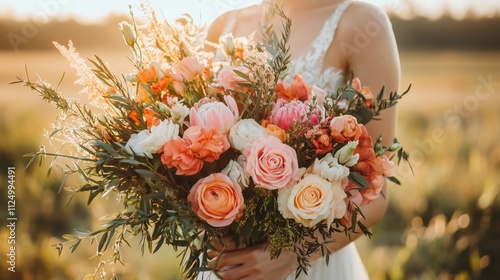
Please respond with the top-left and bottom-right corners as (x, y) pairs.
(119, 22), (136, 47)
(334, 140), (359, 167)
(388, 142), (401, 152)
(220, 34), (235, 57)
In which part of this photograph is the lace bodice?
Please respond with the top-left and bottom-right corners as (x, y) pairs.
(284, 0), (352, 92)
(220, 0), (352, 93)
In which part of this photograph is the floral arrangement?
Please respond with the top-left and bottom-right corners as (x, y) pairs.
(14, 2), (410, 279)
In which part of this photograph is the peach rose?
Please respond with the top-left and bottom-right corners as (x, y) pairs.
(187, 173), (244, 227)
(278, 174), (347, 228)
(352, 77), (374, 109)
(161, 138), (203, 176)
(243, 136), (300, 190)
(329, 115), (363, 143)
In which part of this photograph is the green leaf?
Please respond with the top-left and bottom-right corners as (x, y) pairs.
(98, 231), (108, 253)
(135, 169), (157, 178)
(348, 172), (370, 188)
(386, 176), (401, 185)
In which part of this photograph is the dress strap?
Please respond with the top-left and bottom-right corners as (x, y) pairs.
(313, 0), (353, 67)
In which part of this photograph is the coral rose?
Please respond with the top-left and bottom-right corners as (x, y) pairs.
(278, 174), (347, 228)
(329, 115), (363, 143)
(243, 136), (301, 190)
(187, 173), (244, 227)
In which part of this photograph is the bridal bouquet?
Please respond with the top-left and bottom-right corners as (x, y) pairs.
(15, 3), (410, 279)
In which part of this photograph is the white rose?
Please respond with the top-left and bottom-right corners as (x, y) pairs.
(334, 141), (359, 167)
(125, 130), (151, 157)
(229, 119), (267, 151)
(311, 153), (350, 182)
(221, 157), (249, 188)
(278, 174), (347, 228)
(125, 119), (179, 158)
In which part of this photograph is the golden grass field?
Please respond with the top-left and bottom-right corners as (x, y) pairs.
(1, 44), (500, 279)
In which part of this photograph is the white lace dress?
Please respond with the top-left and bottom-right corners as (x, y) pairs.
(203, 1), (370, 279)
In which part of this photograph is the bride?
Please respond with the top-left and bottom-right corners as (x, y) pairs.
(203, 0), (400, 279)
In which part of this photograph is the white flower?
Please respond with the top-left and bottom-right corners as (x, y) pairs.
(278, 174), (347, 228)
(125, 119), (179, 158)
(334, 141), (359, 167)
(221, 157), (249, 188)
(228, 119), (267, 151)
(169, 102), (190, 125)
(311, 153), (350, 182)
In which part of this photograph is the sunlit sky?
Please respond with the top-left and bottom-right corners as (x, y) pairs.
(1, 0), (499, 24)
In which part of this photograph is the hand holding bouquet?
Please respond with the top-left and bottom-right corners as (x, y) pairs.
(14, 3), (410, 279)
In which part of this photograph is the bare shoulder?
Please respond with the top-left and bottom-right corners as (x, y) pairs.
(333, 1), (398, 61)
(206, 5), (259, 44)
(343, 1), (392, 27)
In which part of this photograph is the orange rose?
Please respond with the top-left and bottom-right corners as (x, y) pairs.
(187, 173), (244, 227)
(261, 120), (287, 143)
(352, 77), (374, 109)
(329, 115), (363, 143)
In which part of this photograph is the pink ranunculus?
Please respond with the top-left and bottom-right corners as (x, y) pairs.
(161, 138), (203, 176)
(183, 126), (230, 163)
(215, 65), (252, 90)
(243, 135), (300, 190)
(190, 95), (239, 134)
(329, 115), (363, 144)
(267, 99), (322, 131)
(187, 173), (245, 227)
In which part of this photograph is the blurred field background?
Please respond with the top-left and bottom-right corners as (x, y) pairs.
(1, 1), (500, 279)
